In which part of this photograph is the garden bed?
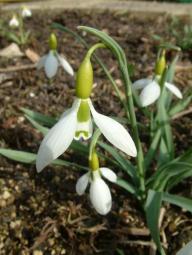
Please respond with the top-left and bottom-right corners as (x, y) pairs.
(0, 9), (192, 255)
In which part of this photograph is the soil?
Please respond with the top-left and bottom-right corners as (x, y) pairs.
(0, 9), (192, 255)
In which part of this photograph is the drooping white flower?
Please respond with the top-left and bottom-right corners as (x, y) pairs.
(76, 168), (117, 215)
(9, 15), (19, 28)
(36, 98), (137, 172)
(132, 78), (183, 107)
(21, 6), (32, 18)
(36, 51), (74, 78)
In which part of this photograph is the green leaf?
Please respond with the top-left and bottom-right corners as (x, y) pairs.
(176, 241), (192, 255)
(98, 141), (137, 182)
(25, 115), (49, 135)
(178, 148), (192, 163)
(116, 178), (137, 195)
(20, 107), (57, 127)
(77, 26), (125, 68)
(158, 137), (170, 166)
(116, 249), (125, 255)
(163, 192), (192, 213)
(166, 54), (179, 83)
(167, 169), (192, 190)
(147, 161), (192, 191)
(52, 23), (87, 46)
(0, 148), (88, 171)
(145, 190), (165, 255)
(169, 94), (192, 117)
(157, 88), (174, 161)
(145, 129), (161, 170)
(5, 32), (21, 44)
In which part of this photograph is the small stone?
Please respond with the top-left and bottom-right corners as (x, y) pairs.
(10, 220), (21, 229)
(2, 190), (11, 200)
(48, 238), (55, 246)
(29, 92), (35, 98)
(18, 116), (25, 123)
(0, 43), (24, 58)
(0, 200), (6, 208)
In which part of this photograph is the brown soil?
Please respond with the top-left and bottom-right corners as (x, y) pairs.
(0, 9), (192, 255)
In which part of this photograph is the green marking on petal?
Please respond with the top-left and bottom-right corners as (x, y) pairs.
(75, 131), (89, 138)
(77, 100), (90, 122)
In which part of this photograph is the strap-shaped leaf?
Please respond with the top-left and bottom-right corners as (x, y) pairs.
(145, 189), (165, 255)
(98, 141), (137, 182)
(21, 107), (57, 127)
(157, 88), (174, 161)
(169, 94), (192, 117)
(0, 148), (88, 171)
(163, 192), (192, 213)
(178, 148), (192, 163)
(145, 129), (161, 170)
(147, 162), (192, 191)
(116, 178), (137, 195)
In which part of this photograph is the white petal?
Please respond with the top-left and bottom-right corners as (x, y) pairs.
(76, 173), (89, 195)
(132, 79), (152, 90)
(74, 118), (93, 141)
(9, 17), (19, 27)
(22, 8), (32, 18)
(88, 100), (137, 157)
(165, 82), (183, 99)
(90, 178), (112, 215)
(140, 81), (160, 107)
(36, 99), (80, 172)
(58, 54), (74, 76)
(36, 55), (47, 70)
(44, 51), (58, 78)
(100, 168), (117, 183)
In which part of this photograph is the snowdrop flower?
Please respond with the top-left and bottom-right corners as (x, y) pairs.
(36, 52), (137, 172)
(132, 78), (183, 107)
(9, 15), (19, 28)
(36, 33), (74, 78)
(133, 50), (182, 107)
(76, 152), (117, 215)
(21, 6), (32, 18)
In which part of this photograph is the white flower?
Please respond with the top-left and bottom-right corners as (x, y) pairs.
(76, 168), (117, 215)
(21, 7), (32, 18)
(36, 51), (74, 78)
(132, 78), (183, 107)
(36, 98), (137, 172)
(9, 15), (19, 28)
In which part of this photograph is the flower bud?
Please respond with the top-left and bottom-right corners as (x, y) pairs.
(75, 56), (93, 99)
(155, 50), (166, 76)
(49, 33), (57, 50)
(89, 151), (99, 171)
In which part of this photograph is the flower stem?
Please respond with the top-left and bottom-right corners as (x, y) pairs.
(89, 129), (101, 161)
(86, 43), (106, 58)
(122, 58), (146, 201)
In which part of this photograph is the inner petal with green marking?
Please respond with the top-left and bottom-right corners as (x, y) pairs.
(75, 99), (93, 140)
